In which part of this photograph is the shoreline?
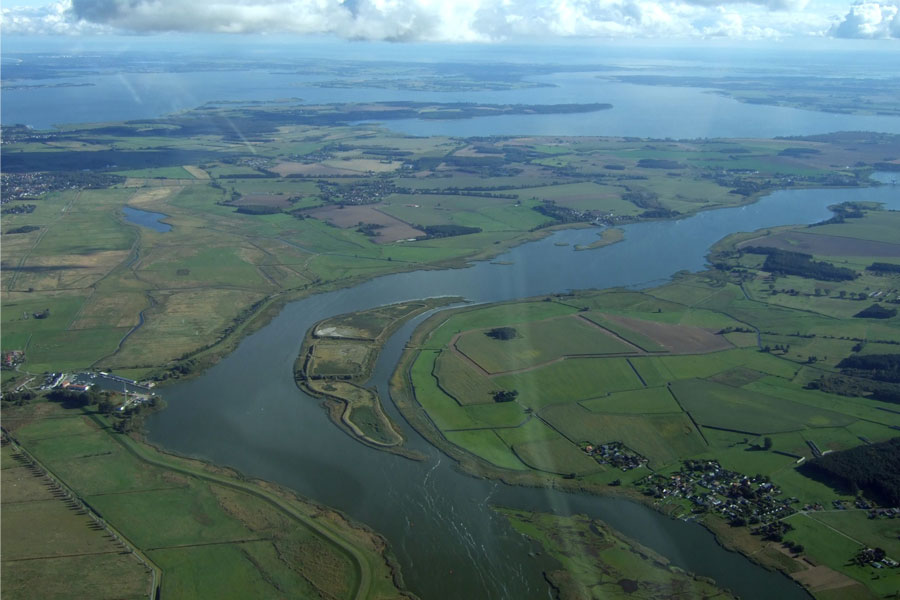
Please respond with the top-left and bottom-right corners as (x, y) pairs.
(386, 293), (815, 598)
(292, 297), (462, 460)
(147, 174), (873, 387)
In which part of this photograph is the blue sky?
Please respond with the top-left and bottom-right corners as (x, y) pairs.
(1, 1), (898, 41)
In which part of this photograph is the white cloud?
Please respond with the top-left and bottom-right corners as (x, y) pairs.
(1, 1), (107, 35)
(0, 0), (887, 41)
(830, 1), (900, 38)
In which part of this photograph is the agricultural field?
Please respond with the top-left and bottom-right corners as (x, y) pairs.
(399, 279), (898, 481)
(4, 106), (900, 599)
(0, 441), (151, 600)
(454, 314), (637, 373)
(1, 401), (408, 600)
(392, 204), (900, 597)
(2, 108), (893, 381)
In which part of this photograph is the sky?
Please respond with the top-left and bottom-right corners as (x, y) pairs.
(0, 0), (898, 42)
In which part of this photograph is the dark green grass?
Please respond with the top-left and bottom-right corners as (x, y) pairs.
(512, 438), (601, 475)
(456, 315), (634, 373)
(580, 386), (681, 414)
(443, 430), (529, 470)
(433, 350), (497, 405)
(493, 357), (643, 409)
(670, 378), (855, 435)
(424, 301), (578, 350)
(540, 404), (706, 468)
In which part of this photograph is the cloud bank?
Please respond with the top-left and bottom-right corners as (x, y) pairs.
(0, 0), (887, 41)
(831, 1), (900, 38)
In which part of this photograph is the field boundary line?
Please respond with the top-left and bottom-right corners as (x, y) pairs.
(3, 550), (129, 563)
(86, 413), (373, 600)
(2, 430), (161, 599)
(6, 191), (81, 292)
(575, 314), (645, 353)
(665, 384), (710, 446)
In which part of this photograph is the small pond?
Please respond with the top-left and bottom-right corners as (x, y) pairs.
(123, 206), (171, 232)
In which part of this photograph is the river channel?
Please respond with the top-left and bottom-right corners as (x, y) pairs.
(146, 181), (899, 599)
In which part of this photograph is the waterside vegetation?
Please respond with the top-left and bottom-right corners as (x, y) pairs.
(391, 203), (900, 599)
(295, 298), (460, 456)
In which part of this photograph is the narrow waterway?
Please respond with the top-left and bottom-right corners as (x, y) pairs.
(146, 181), (899, 599)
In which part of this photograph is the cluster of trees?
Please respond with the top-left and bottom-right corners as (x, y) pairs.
(810, 202), (865, 226)
(492, 390), (518, 403)
(854, 304), (898, 319)
(2, 389), (36, 406)
(622, 189), (660, 209)
(6, 225), (39, 235)
(47, 388), (98, 408)
(486, 327), (517, 340)
(1, 204), (36, 215)
(234, 205), (282, 215)
(639, 208), (680, 219)
(807, 374), (900, 404)
(750, 520), (793, 541)
(356, 223), (384, 237)
(743, 246), (858, 281)
(532, 201), (586, 224)
(419, 224), (482, 239)
(867, 262), (900, 274)
(723, 178), (765, 197)
(778, 147), (821, 157)
(637, 158), (685, 169)
(799, 437), (900, 506)
(837, 353), (900, 384)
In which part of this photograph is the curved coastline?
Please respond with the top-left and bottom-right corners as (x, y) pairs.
(144, 181), (900, 599)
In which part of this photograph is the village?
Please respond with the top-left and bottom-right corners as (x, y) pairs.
(582, 441), (648, 471)
(638, 459), (797, 526)
(1, 171), (126, 203)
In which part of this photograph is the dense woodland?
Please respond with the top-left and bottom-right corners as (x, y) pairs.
(800, 438), (900, 506)
(743, 246), (858, 281)
(868, 262), (900, 274)
(854, 304), (898, 319)
(837, 354), (900, 384)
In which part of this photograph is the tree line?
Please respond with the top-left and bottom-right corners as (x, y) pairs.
(799, 437), (900, 506)
(742, 246), (857, 281)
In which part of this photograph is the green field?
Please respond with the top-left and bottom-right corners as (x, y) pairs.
(540, 404), (706, 468)
(512, 438), (602, 475)
(455, 315), (635, 372)
(1, 443), (150, 600)
(6, 106), (900, 599)
(493, 357), (643, 408)
(582, 313), (668, 352)
(394, 207), (900, 598)
(670, 378), (855, 435)
(1, 401), (407, 600)
(581, 386), (681, 414)
(433, 350), (498, 405)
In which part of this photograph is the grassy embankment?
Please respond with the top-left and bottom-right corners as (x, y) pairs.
(496, 507), (737, 599)
(1, 400), (414, 600)
(295, 298), (460, 456)
(3, 116), (896, 384)
(391, 204), (900, 598)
